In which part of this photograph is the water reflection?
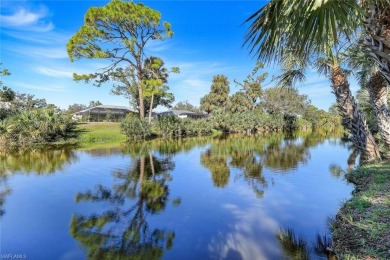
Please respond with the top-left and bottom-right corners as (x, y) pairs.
(347, 148), (360, 170)
(70, 152), (176, 259)
(0, 147), (77, 217)
(199, 130), (345, 197)
(0, 130), (356, 259)
(0, 175), (10, 217)
(277, 228), (338, 260)
(329, 164), (343, 178)
(0, 148), (77, 175)
(277, 228), (310, 260)
(201, 149), (230, 188)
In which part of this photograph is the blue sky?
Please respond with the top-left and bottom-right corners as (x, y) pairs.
(0, 0), (360, 111)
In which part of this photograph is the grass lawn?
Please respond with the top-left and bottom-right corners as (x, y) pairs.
(75, 122), (126, 145)
(332, 162), (390, 259)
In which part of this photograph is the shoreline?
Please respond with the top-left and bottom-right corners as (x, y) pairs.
(332, 162), (390, 259)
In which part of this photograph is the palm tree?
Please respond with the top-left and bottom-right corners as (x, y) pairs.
(244, 0), (381, 161)
(362, 1), (390, 84)
(347, 43), (390, 147)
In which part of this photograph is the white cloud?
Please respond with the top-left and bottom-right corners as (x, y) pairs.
(1, 9), (42, 27)
(35, 67), (73, 78)
(13, 82), (67, 92)
(0, 7), (54, 32)
(145, 40), (171, 53)
(7, 44), (68, 59)
(208, 203), (281, 259)
(183, 79), (209, 89)
(3, 30), (68, 44)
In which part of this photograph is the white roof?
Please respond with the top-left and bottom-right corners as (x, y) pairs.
(74, 105), (135, 114)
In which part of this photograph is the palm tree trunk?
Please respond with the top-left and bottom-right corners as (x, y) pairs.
(331, 66), (381, 161)
(347, 148), (360, 170)
(367, 71), (390, 147)
(363, 2), (390, 84)
(148, 94), (154, 124)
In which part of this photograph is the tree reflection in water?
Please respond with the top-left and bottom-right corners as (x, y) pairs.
(70, 151), (176, 259)
(0, 148), (77, 175)
(0, 175), (10, 217)
(200, 130), (345, 197)
(200, 149), (230, 188)
(0, 147), (77, 217)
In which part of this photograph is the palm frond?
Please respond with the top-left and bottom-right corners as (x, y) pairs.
(244, 0), (362, 64)
(345, 42), (377, 71)
(356, 70), (371, 87)
(314, 57), (332, 76)
(275, 69), (307, 87)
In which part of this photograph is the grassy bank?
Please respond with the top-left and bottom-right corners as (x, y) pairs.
(332, 162), (390, 259)
(75, 122), (126, 146)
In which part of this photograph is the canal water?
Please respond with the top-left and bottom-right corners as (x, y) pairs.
(0, 131), (354, 259)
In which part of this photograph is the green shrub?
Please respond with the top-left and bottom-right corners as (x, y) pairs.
(0, 108), (75, 146)
(258, 114), (284, 131)
(153, 115), (181, 138)
(121, 115), (151, 140)
(180, 118), (213, 136)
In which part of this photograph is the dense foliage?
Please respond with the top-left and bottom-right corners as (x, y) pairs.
(121, 115), (152, 141)
(200, 75), (230, 113)
(1, 70), (75, 148)
(0, 108), (75, 147)
(121, 106), (339, 140)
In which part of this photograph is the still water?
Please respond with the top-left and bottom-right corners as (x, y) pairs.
(0, 131), (354, 259)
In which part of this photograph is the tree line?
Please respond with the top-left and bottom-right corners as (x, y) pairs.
(244, 0), (390, 161)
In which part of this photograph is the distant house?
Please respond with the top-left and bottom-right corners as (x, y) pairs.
(158, 109), (207, 120)
(72, 105), (135, 122)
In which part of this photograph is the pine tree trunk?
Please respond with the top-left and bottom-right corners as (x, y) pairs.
(363, 2), (390, 84)
(331, 66), (381, 161)
(148, 94), (154, 124)
(137, 65), (145, 118)
(367, 71), (390, 147)
(138, 82), (145, 118)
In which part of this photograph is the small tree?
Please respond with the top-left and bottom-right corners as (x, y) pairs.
(88, 101), (102, 108)
(234, 62), (267, 109)
(228, 92), (253, 113)
(67, 104), (87, 114)
(200, 75), (230, 113)
(200, 94), (215, 114)
(67, 0), (173, 118)
(142, 57), (178, 123)
(172, 100), (201, 113)
(262, 87), (310, 116)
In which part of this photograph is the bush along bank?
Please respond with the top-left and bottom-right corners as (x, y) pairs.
(0, 108), (76, 148)
(120, 110), (341, 141)
(332, 162), (390, 259)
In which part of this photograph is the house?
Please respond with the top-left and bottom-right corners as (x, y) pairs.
(72, 105), (135, 122)
(158, 109), (208, 120)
